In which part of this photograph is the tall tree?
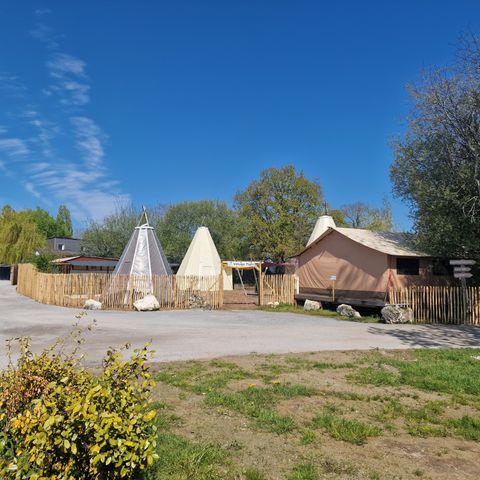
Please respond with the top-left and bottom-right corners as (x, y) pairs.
(156, 200), (245, 263)
(32, 208), (57, 238)
(340, 199), (393, 230)
(55, 205), (73, 238)
(81, 204), (164, 258)
(390, 34), (480, 260)
(0, 206), (46, 264)
(235, 165), (324, 261)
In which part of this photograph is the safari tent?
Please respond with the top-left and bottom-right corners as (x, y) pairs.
(177, 226), (233, 290)
(294, 216), (451, 306)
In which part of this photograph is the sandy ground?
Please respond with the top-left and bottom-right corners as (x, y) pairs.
(1, 280), (479, 368)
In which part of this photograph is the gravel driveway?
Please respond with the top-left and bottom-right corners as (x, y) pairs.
(1, 281), (479, 368)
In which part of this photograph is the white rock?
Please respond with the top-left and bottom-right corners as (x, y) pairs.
(336, 304), (361, 318)
(84, 299), (102, 310)
(381, 305), (413, 324)
(134, 294), (160, 311)
(304, 299), (321, 310)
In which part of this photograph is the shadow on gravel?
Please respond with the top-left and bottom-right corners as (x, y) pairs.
(367, 324), (480, 348)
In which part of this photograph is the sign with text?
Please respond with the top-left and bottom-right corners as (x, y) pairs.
(329, 275), (337, 281)
(450, 259), (476, 266)
(454, 272), (473, 279)
(223, 261), (261, 269)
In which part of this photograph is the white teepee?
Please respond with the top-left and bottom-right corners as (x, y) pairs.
(113, 208), (172, 277)
(110, 208), (172, 303)
(177, 226), (232, 290)
(307, 215), (336, 246)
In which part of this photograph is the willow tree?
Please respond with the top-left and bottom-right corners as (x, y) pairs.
(235, 165), (324, 261)
(0, 206), (46, 264)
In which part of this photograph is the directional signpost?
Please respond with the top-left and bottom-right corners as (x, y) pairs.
(450, 259), (476, 281)
(450, 260), (476, 314)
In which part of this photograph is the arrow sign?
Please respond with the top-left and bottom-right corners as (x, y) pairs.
(450, 259), (476, 266)
(454, 266), (471, 273)
(454, 272), (473, 279)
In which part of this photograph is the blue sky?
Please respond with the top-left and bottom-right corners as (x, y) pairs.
(0, 1), (479, 230)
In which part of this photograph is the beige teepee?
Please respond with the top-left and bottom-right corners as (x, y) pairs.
(177, 226), (232, 290)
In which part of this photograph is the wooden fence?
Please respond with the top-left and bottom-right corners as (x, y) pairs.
(260, 274), (296, 306)
(17, 264), (223, 310)
(389, 286), (480, 325)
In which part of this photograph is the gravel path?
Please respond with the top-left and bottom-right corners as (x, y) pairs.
(1, 280), (479, 368)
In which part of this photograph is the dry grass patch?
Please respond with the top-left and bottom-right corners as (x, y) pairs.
(145, 349), (480, 479)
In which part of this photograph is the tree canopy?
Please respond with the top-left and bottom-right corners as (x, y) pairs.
(235, 165), (324, 261)
(391, 34), (480, 261)
(0, 206), (46, 264)
(339, 200), (393, 231)
(156, 200), (245, 264)
(81, 205), (165, 258)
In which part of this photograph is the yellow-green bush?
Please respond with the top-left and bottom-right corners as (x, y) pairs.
(0, 335), (158, 479)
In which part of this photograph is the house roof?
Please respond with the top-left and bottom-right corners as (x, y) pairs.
(296, 227), (430, 258)
(52, 255), (118, 265)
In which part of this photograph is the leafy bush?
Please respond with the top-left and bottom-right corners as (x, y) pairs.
(0, 330), (158, 479)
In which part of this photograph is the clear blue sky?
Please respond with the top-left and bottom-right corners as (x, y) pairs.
(1, 1), (479, 230)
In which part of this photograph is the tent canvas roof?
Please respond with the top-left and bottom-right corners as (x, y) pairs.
(113, 213), (172, 276)
(297, 227), (430, 258)
(177, 226), (221, 276)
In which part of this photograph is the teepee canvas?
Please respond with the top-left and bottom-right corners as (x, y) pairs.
(307, 215), (336, 246)
(111, 209), (172, 302)
(177, 226), (232, 290)
(114, 209), (172, 277)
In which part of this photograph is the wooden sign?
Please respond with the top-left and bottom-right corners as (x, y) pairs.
(450, 259), (476, 266)
(454, 272), (473, 279)
(453, 266), (471, 273)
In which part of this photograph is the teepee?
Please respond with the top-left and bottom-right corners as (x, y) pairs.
(177, 226), (232, 290)
(110, 208), (172, 303)
(307, 215), (336, 246)
(114, 208), (172, 277)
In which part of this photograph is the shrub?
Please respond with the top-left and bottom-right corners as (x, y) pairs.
(0, 331), (158, 479)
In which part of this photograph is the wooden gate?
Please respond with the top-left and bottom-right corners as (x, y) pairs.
(260, 274), (296, 305)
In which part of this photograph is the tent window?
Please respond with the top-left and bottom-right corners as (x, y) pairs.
(396, 258), (419, 275)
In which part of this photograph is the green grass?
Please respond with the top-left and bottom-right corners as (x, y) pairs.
(155, 361), (251, 394)
(258, 304), (381, 323)
(311, 413), (382, 445)
(300, 429), (316, 445)
(243, 467), (267, 480)
(287, 463), (318, 480)
(205, 383), (315, 433)
(143, 432), (229, 480)
(447, 415), (480, 441)
(350, 349), (480, 396)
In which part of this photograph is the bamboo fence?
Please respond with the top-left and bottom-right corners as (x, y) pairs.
(389, 286), (480, 325)
(17, 264), (223, 310)
(260, 274), (296, 305)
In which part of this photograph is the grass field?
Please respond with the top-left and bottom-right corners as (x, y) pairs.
(258, 304), (381, 323)
(143, 348), (480, 479)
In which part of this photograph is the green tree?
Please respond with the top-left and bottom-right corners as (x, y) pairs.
(0, 206), (46, 264)
(32, 208), (57, 238)
(156, 200), (245, 263)
(81, 204), (165, 258)
(339, 199), (393, 231)
(55, 205), (73, 238)
(390, 34), (480, 261)
(235, 165), (324, 261)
